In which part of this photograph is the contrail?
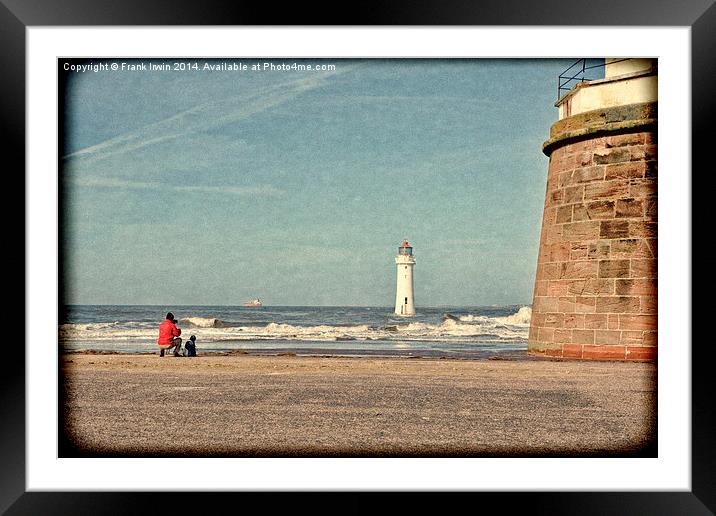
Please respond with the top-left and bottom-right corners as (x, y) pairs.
(63, 64), (360, 165)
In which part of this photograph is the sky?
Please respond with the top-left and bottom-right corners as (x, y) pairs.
(61, 58), (586, 306)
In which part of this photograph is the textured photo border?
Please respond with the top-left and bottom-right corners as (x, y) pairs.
(8, 0), (713, 512)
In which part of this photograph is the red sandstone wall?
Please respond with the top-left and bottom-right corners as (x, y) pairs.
(528, 131), (657, 360)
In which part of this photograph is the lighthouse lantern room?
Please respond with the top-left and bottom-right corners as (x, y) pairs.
(394, 240), (416, 316)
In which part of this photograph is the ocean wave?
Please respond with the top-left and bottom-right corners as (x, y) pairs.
(59, 311), (530, 344)
(457, 306), (532, 326)
(180, 317), (226, 328)
(494, 306), (532, 325)
(59, 321), (121, 338)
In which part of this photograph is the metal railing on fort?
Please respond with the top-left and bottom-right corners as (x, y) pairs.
(557, 58), (630, 101)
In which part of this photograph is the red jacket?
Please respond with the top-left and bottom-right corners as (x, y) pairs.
(157, 319), (181, 345)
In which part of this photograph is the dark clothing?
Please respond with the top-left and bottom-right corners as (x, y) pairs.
(185, 340), (197, 357)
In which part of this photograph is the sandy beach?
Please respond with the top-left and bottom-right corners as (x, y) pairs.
(61, 353), (656, 457)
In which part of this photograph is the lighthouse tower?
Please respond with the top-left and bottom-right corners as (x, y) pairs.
(394, 240), (416, 316)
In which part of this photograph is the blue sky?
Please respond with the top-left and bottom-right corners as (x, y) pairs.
(62, 58), (579, 306)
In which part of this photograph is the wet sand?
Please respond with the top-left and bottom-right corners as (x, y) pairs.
(61, 353), (656, 457)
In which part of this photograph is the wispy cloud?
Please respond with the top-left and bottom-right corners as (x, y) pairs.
(70, 175), (284, 197)
(63, 65), (360, 166)
(174, 184), (284, 197)
(71, 176), (158, 189)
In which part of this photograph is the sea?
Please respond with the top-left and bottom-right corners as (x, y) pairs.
(59, 305), (534, 360)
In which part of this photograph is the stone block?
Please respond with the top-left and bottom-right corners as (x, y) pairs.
(562, 221), (601, 241)
(599, 259), (630, 278)
(570, 166), (605, 185)
(565, 280), (586, 295)
(538, 327), (555, 343)
(629, 221), (657, 238)
(541, 263), (561, 280)
(542, 313), (564, 328)
(548, 175), (561, 191)
(630, 259), (657, 278)
(619, 314), (657, 331)
(570, 243), (589, 260)
(556, 205), (573, 224)
(600, 220), (630, 239)
(583, 278), (615, 295)
(585, 314), (609, 329)
(626, 347), (657, 360)
(629, 178), (657, 198)
(575, 296), (596, 313)
(544, 224), (563, 244)
(563, 344), (583, 358)
(542, 206), (557, 226)
(644, 198), (658, 220)
(610, 239), (654, 259)
(615, 198), (644, 218)
(564, 154), (580, 171)
(577, 151), (593, 166)
(564, 314), (585, 329)
(547, 280), (571, 296)
(572, 329), (595, 344)
(571, 204), (588, 222)
(615, 279), (657, 296)
(621, 331), (644, 346)
(567, 278), (614, 295)
(587, 241), (611, 260)
(605, 162), (645, 180)
(564, 185), (584, 203)
(593, 148), (631, 164)
(534, 296), (559, 313)
(585, 180), (630, 201)
(557, 172), (571, 188)
(595, 329), (621, 345)
(643, 331), (658, 346)
(629, 146), (646, 161)
(605, 133), (644, 148)
(569, 140), (589, 152)
(554, 243), (573, 262)
(554, 329), (572, 343)
(560, 261), (599, 279)
(582, 345), (626, 360)
(645, 144), (658, 160)
(640, 296), (657, 314)
(608, 314), (620, 329)
(549, 188), (564, 206)
(595, 296), (640, 313)
(530, 312), (544, 328)
(544, 348), (564, 357)
(538, 247), (549, 263)
(535, 280), (549, 296)
(648, 243), (660, 261)
(558, 296), (576, 313)
(574, 201), (615, 221)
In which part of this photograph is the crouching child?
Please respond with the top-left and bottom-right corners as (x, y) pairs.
(185, 335), (197, 357)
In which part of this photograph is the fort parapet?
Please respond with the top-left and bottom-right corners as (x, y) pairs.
(528, 59), (657, 361)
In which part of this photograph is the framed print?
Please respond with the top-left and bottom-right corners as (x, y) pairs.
(8, 0), (713, 513)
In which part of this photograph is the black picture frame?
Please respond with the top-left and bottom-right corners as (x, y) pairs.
(7, 0), (712, 513)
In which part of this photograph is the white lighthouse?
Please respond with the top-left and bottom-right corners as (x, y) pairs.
(394, 240), (416, 316)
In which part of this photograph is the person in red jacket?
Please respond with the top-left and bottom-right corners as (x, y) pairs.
(157, 312), (182, 357)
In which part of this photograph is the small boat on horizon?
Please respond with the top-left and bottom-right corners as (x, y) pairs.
(242, 298), (263, 307)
